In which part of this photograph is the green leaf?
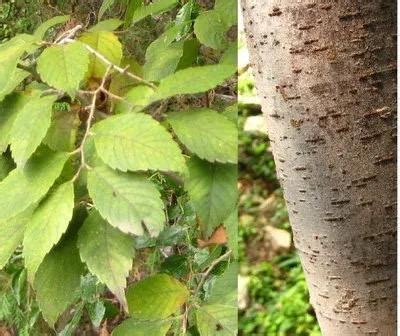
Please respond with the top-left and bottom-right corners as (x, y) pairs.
(125, 0), (143, 27)
(196, 304), (237, 336)
(155, 64), (235, 101)
(109, 57), (143, 96)
(79, 31), (123, 78)
(0, 93), (29, 153)
(10, 94), (58, 167)
(112, 319), (172, 336)
(44, 107), (79, 152)
(215, 0), (237, 27)
(208, 263), (237, 305)
(168, 108), (237, 163)
(93, 113), (186, 173)
(221, 104), (237, 123)
(99, 0), (117, 19)
(0, 208), (32, 269)
(194, 10), (227, 50)
(23, 181), (74, 280)
(34, 238), (84, 326)
(78, 210), (134, 308)
(126, 274), (189, 319)
(130, 0), (179, 25)
(0, 37), (31, 101)
(143, 25), (184, 81)
(186, 158), (237, 236)
(0, 148), (69, 223)
(37, 42), (90, 97)
(89, 19), (123, 32)
(220, 42), (237, 67)
(87, 165), (165, 236)
(0, 68), (30, 102)
(34, 15), (71, 40)
(114, 85), (155, 114)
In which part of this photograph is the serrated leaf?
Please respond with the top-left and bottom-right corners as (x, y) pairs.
(155, 64), (235, 101)
(78, 210), (134, 308)
(93, 113), (186, 173)
(87, 165), (165, 236)
(0, 68), (30, 102)
(10, 94), (58, 167)
(0, 208), (32, 269)
(89, 19), (123, 32)
(0, 148), (69, 223)
(208, 263), (237, 305)
(79, 31), (123, 78)
(23, 181), (74, 280)
(168, 108), (237, 163)
(99, 0), (116, 19)
(126, 273), (189, 319)
(112, 319), (172, 336)
(37, 42), (90, 97)
(0, 93), (29, 153)
(130, 0), (178, 25)
(44, 108), (79, 152)
(114, 85), (155, 113)
(34, 15), (71, 39)
(34, 238), (84, 326)
(186, 157), (237, 236)
(196, 304), (237, 336)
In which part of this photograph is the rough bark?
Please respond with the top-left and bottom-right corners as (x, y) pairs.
(241, 1), (397, 335)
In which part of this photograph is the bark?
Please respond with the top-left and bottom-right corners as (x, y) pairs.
(241, 1), (397, 335)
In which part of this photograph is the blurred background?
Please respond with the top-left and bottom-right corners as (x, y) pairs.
(238, 14), (321, 336)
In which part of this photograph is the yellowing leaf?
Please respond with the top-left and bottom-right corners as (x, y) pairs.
(79, 31), (123, 78)
(126, 274), (189, 319)
(37, 42), (90, 97)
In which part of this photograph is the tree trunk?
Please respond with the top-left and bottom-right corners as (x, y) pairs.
(241, 1), (396, 335)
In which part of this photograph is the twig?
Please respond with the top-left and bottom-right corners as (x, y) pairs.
(194, 250), (232, 296)
(71, 65), (113, 182)
(55, 24), (83, 43)
(63, 37), (156, 89)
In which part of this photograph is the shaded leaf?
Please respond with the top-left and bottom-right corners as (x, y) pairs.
(87, 165), (165, 236)
(130, 0), (178, 25)
(34, 15), (71, 39)
(168, 108), (237, 163)
(186, 157), (237, 236)
(0, 148), (69, 223)
(34, 238), (84, 326)
(89, 19), (123, 32)
(78, 210), (134, 308)
(23, 181), (74, 280)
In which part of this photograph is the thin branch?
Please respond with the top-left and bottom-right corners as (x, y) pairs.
(71, 65), (113, 182)
(194, 250), (232, 297)
(63, 37), (156, 89)
(55, 24), (83, 43)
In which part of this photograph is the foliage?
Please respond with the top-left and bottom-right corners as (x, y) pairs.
(0, 0), (237, 334)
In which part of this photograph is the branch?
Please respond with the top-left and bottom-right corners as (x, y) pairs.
(63, 37), (156, 89)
